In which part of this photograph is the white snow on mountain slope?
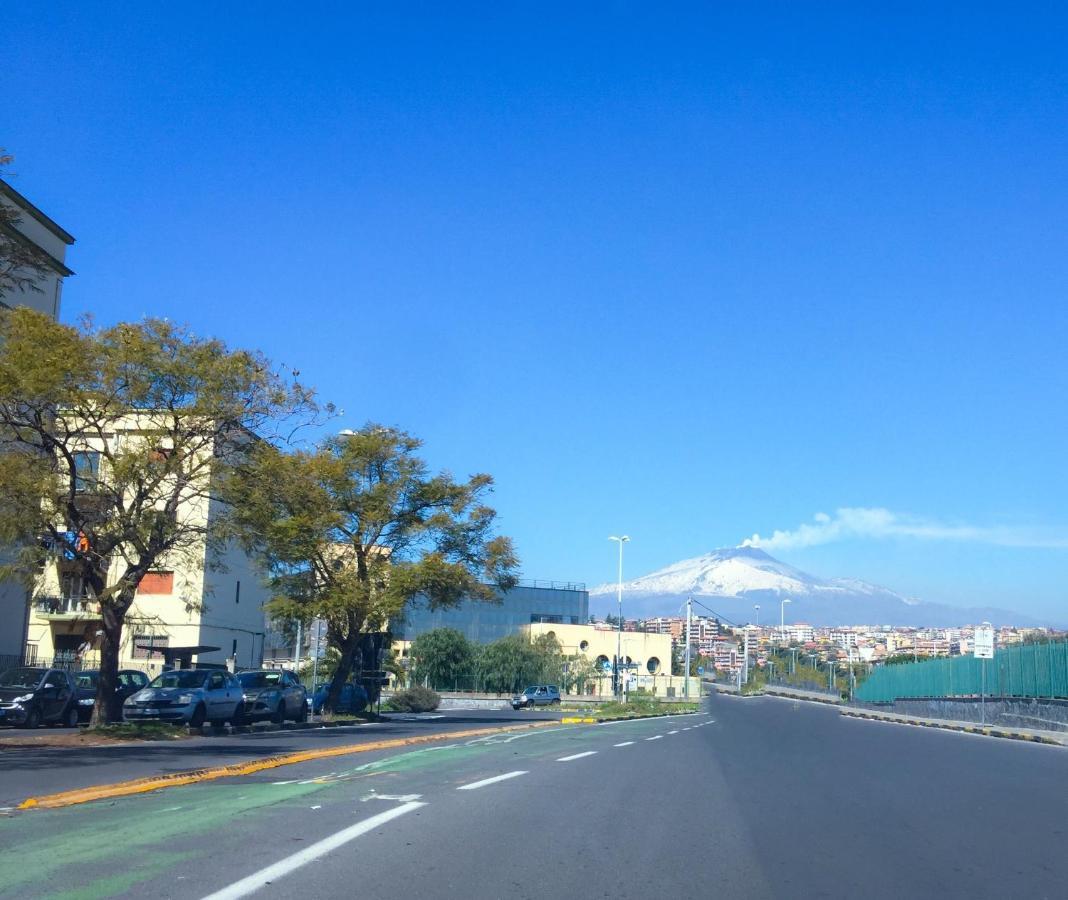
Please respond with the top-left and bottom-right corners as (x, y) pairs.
(587, 546), (1043, 626)
(590, 546), (883, 599)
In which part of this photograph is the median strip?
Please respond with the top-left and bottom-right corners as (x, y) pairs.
(16, 720), (561, 811)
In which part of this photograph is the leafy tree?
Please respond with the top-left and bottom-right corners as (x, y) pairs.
(410, 627), (475, 689)
(229, 424), (518, 712)
(0, 151), (54, 298)
(476, 633), (561, 693)
(0, 309), (315, 723)
(563, 652), (600, 694)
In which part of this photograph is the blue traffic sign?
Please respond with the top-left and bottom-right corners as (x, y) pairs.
(697, 666), (705, 675)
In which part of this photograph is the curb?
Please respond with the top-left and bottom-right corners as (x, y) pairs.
(763, 689), (842, 706)
(17, 720), (561, 811)
(840, 710), (1066, 746)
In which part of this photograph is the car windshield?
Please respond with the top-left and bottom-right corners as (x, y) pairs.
(523, 687), (538, 694)
(237, 672), (282, 689)
(0, 668), (45, 690)
(148, 671), (208, 690)
(75, 671), (99, 689)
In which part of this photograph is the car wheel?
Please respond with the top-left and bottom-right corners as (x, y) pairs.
(188, 704), (207, 729)
(23, 707), (41, 729)
(273, 702), (285, 725)
(552, 698), (561, 705)
(296, 700), (308, 723)
(231, 704), (245, 727)
(65, 705), (80, 728)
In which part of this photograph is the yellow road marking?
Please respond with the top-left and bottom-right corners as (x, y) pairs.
(18, 721), (560, 811)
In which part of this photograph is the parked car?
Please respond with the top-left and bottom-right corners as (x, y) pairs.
(236, 669), (308, 723)
(511, 684), (561, 709)
(0, 666), (79, 728)
(123, 668), (243, 727)
(311, 681), (369, 716)
(74, 669), (149, 723)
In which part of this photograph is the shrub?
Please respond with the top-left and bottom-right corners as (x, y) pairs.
(386, 685), (441, 713)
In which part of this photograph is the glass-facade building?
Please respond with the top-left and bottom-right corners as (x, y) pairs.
(393, 582), (589, 645)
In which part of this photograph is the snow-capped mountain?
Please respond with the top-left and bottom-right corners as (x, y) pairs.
(589, 547), (1041, 627)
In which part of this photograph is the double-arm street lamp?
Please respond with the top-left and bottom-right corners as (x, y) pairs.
(609, 535), (630, 697)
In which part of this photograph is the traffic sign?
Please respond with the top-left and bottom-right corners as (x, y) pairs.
(974, 625), (995, 659)
(697, 666), (705, 675)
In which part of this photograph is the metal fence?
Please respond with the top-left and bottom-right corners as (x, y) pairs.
(856, 641), (1068, 703)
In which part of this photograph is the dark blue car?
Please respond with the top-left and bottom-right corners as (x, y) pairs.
(311, 682), (368, 715)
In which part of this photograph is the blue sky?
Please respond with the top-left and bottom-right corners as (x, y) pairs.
(5, 3), (1068, 619)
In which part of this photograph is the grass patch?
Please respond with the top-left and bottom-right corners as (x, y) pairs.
(566, 693), (700, 720)
(84, 722), (189, 741)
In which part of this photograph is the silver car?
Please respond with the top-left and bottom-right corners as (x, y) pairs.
(123, 668), (244, 727)
(236, 669), (308, 723)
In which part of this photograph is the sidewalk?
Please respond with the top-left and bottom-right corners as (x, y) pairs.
(841, 707), (1068, 746)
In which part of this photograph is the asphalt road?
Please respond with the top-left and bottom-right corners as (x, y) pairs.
(0, 708), (561, 807)
(3, 693), (1066, 899)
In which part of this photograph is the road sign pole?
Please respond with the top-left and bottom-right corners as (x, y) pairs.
(978, 657), (986, 730)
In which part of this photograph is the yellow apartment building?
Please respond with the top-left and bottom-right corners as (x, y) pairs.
(23, 415), (270, 674)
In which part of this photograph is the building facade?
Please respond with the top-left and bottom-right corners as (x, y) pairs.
(526, 621), (700, 699)
(0, 177), (76, 660)
(24, 415), (270, 674)
(392, 581), (589, 645)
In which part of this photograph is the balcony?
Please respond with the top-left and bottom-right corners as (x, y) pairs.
(33, 596), (102, 620)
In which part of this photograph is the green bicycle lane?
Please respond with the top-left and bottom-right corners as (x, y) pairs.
(0, 712), (707, 900)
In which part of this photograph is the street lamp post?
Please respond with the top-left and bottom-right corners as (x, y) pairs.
(609, 536), (629, 698)
(780, 598), (792, 643)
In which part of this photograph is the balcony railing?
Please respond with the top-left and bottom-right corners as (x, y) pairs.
(33, 595), (101, 618)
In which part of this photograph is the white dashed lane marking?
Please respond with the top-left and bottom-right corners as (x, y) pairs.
(557, 751), (598, 762)
(457, 771), (528, 791)
(200, 801), (425, 900)
(614, 741), (635, 747)
(645, 735), (663, 741)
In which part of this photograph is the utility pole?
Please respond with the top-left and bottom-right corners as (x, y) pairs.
(684, 596), (692, 699)
(609, 536), (629, 699)
(310, 618), (322, 694)
(743, 624), (751, 685)
(294, 619), (303, 673)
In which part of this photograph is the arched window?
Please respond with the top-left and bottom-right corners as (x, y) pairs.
(646, 657), (661, 674)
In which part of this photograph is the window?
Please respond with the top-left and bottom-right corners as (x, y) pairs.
(137, 571), (174, 594)
(209, 672), (225, 689)
(73, 451), (100, 492)
(132, 633), (169, 659)
(646, 657), (661, 674)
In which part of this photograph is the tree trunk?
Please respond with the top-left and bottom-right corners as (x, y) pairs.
(89, 597), (130, 726)
(323, 632), (360, 714)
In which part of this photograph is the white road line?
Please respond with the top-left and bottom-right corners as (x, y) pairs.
(200, 801), (425, 900)
(360, 793), (422, 803)
(557, 751), (598, 762)
(614, 741), (635, 747)
(682, 727), (692, 731)
(668, 730), (679, 734)
(705, 720), (715, 724)
(645, 735), (663, 741)
(457, 771), (528, 791)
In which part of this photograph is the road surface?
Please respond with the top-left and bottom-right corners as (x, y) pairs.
(2, 693), (1066, 899)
